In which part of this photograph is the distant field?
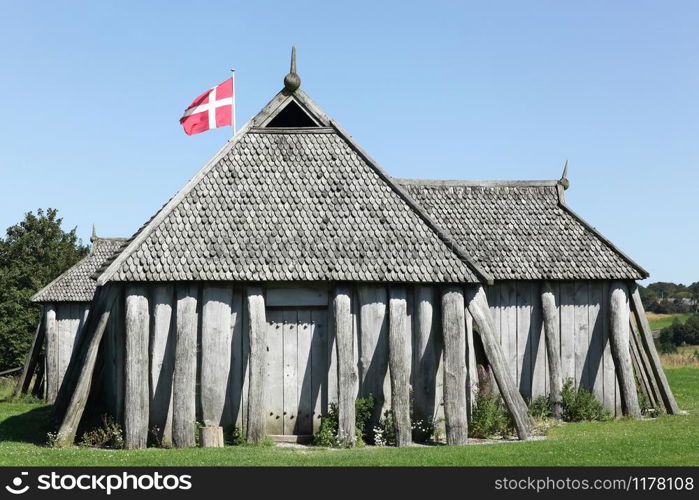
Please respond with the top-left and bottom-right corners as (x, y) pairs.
(646, 312), (692, 331)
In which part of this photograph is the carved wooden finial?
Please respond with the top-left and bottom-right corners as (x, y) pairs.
(284, 46), (301, 92)
(559, 160), (570, 190)
(90, 224), (97, 243)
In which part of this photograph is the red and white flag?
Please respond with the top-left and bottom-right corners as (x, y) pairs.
(179, 77), (234, 136)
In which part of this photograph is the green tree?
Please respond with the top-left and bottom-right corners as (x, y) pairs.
(0, 209), (88, 371)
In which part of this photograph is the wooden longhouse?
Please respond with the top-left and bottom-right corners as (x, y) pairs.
(24, 50), (678, 448)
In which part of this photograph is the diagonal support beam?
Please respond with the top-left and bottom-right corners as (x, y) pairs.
(465, 284), (531, 440)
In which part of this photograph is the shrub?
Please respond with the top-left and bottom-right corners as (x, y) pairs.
(529, 395), (553, 420)
(79, 414), (124, 449)
(225, 425), (245, 446)
(314, 396), (374, 447)
(374, 409), (396, 446)
(560, 379), (611, 422)
(469, 390), (514, 438)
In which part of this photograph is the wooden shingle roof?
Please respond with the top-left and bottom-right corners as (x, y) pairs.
(95, 90), (489, 285)
(31, 237), (127, 303)
(398, 179), (647, 281)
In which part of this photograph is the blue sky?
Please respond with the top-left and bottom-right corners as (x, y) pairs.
(1, 1), (696, 284)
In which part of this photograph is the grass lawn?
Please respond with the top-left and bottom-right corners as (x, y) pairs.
(647, 312), (692, 331)
(0, 369), (697, 466)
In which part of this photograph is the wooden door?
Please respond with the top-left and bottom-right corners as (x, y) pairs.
(265, 308), (327, 436)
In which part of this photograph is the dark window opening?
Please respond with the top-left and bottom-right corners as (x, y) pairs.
(266, 101), (319, 127)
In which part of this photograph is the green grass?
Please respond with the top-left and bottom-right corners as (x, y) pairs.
(0, 369), (697, 466)
(647, 313), (692, 331)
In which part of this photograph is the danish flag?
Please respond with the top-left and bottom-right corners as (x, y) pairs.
(179, 77), (234, 136)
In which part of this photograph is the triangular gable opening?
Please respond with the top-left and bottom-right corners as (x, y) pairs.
(265, 100), (319, 127)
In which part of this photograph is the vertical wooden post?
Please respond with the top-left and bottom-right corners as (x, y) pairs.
(201, 285), (233, 428)
(246, 286), (266, 444)
(125, 284), (150, 449)
(628, 284), (680, 414)
(465, 284), (531, 440)
(389, 286), (412, 447)
(609, 281), (641, 418)
(540, 282), (563, 417)
(150, 284), (175, 447)
(413, 285), (441, 438)
(45, 305), (58, 403)
(173, 285), (198, 448)
(441, 286), (468, 445)
(333, 284), (356, 447)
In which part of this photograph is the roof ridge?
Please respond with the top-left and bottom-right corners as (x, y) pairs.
(396, 178), (562, 188)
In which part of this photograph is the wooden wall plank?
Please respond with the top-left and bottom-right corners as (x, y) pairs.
(296, 309), (313, 436)
(530, 283), (547, 400)
(601, 282), (615, 412)
(574, 281), (591, 390)
(516, 282), (533, 400)
(501, 283), (518, 383)
(200, 285), (233, 428)
(413, 285), (441, 433)
(265, 309), (284, 435)
(150, 284), (175, 446)
(588, 282), (605, 403)
(357, 285), (389, 427)
(125, 285), (150, 449)
(465, 308), (477, 417)
(225, 288), (244, 429)
(173, 284), (198, 447)
(310, 309), (327, 433)
(283, 309), (299, 435)
(559, 282), (576, 385)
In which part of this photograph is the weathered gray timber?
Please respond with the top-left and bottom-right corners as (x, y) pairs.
(45, 305), (58, 403)
(246, 286), (266, 443)
(413, 285), (441, 436)
(125, 285), (150, 449)
(201, 285), (233, 427)
(630, 319), (661, 409)
(441, 286), (468, 445)
(628, 325), (654, 408)
(149, 284), (175, 447)
(52, 286), (119, 447)
(389, 287), (412, 447)
(333, 284), (356, 447)
(628, 285), (679, 414)
(199, 426), (224, 448)
(465, 284), (531, 440)
(357, 285), (389, 427)
(172, 285), (198, 447)
(465, 309), (477, 416)
(541, 282), (563, 417)
(14, 318), (44, 397)
(608, 282), (641, 418)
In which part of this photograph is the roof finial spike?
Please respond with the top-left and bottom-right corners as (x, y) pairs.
(284, 45), (301, 92)
(559, 159), (570, 190)
(90, 224), (97, 243)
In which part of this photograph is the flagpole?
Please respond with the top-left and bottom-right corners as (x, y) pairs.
(230, 68), (236, 136)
